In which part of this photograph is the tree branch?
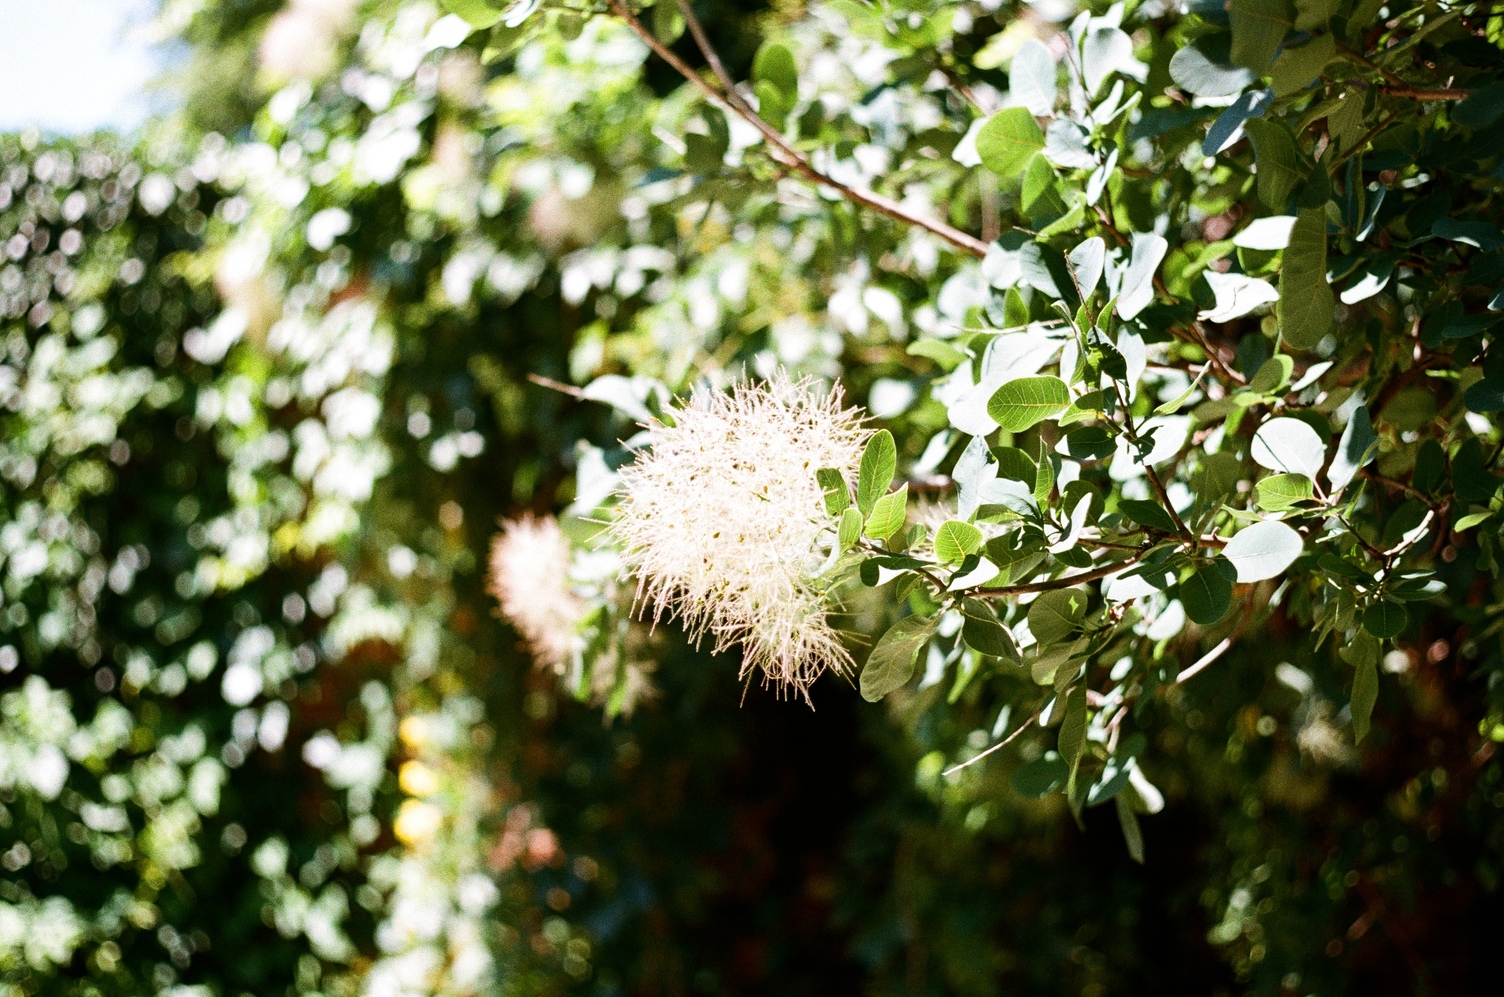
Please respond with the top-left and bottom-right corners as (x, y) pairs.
(673, 0), (749, 112)
(1145, 465), (1197, 544)
(607, 0), (991, 258)
(964, 547), (1148, 598)
(1379, 85), (1472, 101)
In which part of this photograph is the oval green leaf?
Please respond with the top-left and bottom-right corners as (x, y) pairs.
(1180, 561), (1233, 625)
(934, 520), (984, 565)
(1255, 472), (1314, 511)
(1362, 601), (1408, 639)
(1012, 752), (1068, 797)
(1028, 588), (1087, 648)
(976, 107), (1047, 179)
(987, 376), (1072, 433)
(856, 429), (896, 515)
(860, 614), (939, 702)
(1223, 519), (1303, 582)
(863, 483), (908, 541)
(1251, 417), (1326, 479)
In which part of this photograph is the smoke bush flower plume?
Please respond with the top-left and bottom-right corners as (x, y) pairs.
(612, 373), (868, 697)
(487, 514), (584, 674)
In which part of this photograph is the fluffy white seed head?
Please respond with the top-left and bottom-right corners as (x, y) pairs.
(487, 514), (583, 674)
(611, 373), (867, 696)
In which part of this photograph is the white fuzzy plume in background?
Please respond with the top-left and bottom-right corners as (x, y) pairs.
(611, 373), (867, 696)
(487, 514), (583, 674)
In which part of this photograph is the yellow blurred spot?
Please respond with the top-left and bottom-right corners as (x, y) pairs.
(398, 716), (429, 750)
(272, 522), (301, 558)
(398, 760), (439, 797)
(393, 800), (442, 844)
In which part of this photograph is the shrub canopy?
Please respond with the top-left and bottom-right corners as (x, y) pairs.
(3, 1), (1504, 995)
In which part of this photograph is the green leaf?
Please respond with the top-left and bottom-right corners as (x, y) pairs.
(1413, 440), (1445, 493)
(857, 430), (896, 515)
(1169, 36), (1257, 97)
(1013, 753), (1068, 797)
(1327, 405), (1377, 491)
(1229, 0), (1293, 71)
(1181, 561), (1233, 625)
(1269, 32), (1336, 97)
(1021, 154), (1066, 216)
(1251, 416), (1326, 478)
(442, 0), (505, 29)
(1388, 572), (1446, 601)
(1118, 498), (1179, 533)
(906, 338), (968, 370)
(1028, 588), (1087, 647)
(1362, 601), (1407, 639)
(1278, 208), (1334, 350)
(1455, 510), (1493, 532)
(1346, 635), (1380, 743)
(839, 507), (863, 547)
(934, 520), (985, 565)
(1116, 794), (1145, 863)
(752, 42), (799, 99)
(1454, 81), (1504, 129)
(1339, 628), (1378, 669)
(1192, 452), (1244, 505)
(1223, 519), (1304, 582)
(864, 483), (908, 541)
(1060, 426), (1115, 461)
(860, 614), (938, 702)
(1453, 438), (1500, 504)
(987, 376), (1071, 433)
(961, 598), (1020, 660)
(753, 80), (790, 130)
(994, 445), (1037, 487)
(1294, 0), (1341, 30)
(1248, 354), (1294, 395)
(817, 468), (850, 516)
(652, 1), (686, 42)
(1057, 685), (1089, 768)
(1255, 473), (1314, 510)
(1033, 438), (1055, 505)
(1463, 378), (1504, 414)
(1244, 120), (1305, 210)
(976, 107), (1047, 179)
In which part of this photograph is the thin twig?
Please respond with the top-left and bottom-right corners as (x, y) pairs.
(1337, 41), (1472, 101)
(1146, 465), (1196, 543)
(1175, 595), (1258, 683)
(1382, 507), (1436, 562)
(1359, 467), (1433, 505)
(965, 548), (1148, 598)
(942, 706), (1043, 776)
(673, 0), (749, 111)
(1173, 636), (1232, 684)
(527, 372), (588, 398)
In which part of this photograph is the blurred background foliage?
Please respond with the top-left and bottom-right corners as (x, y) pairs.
(2, 2), (1503, 996)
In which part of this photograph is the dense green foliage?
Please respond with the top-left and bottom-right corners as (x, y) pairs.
(4, 1), (1504, 995)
